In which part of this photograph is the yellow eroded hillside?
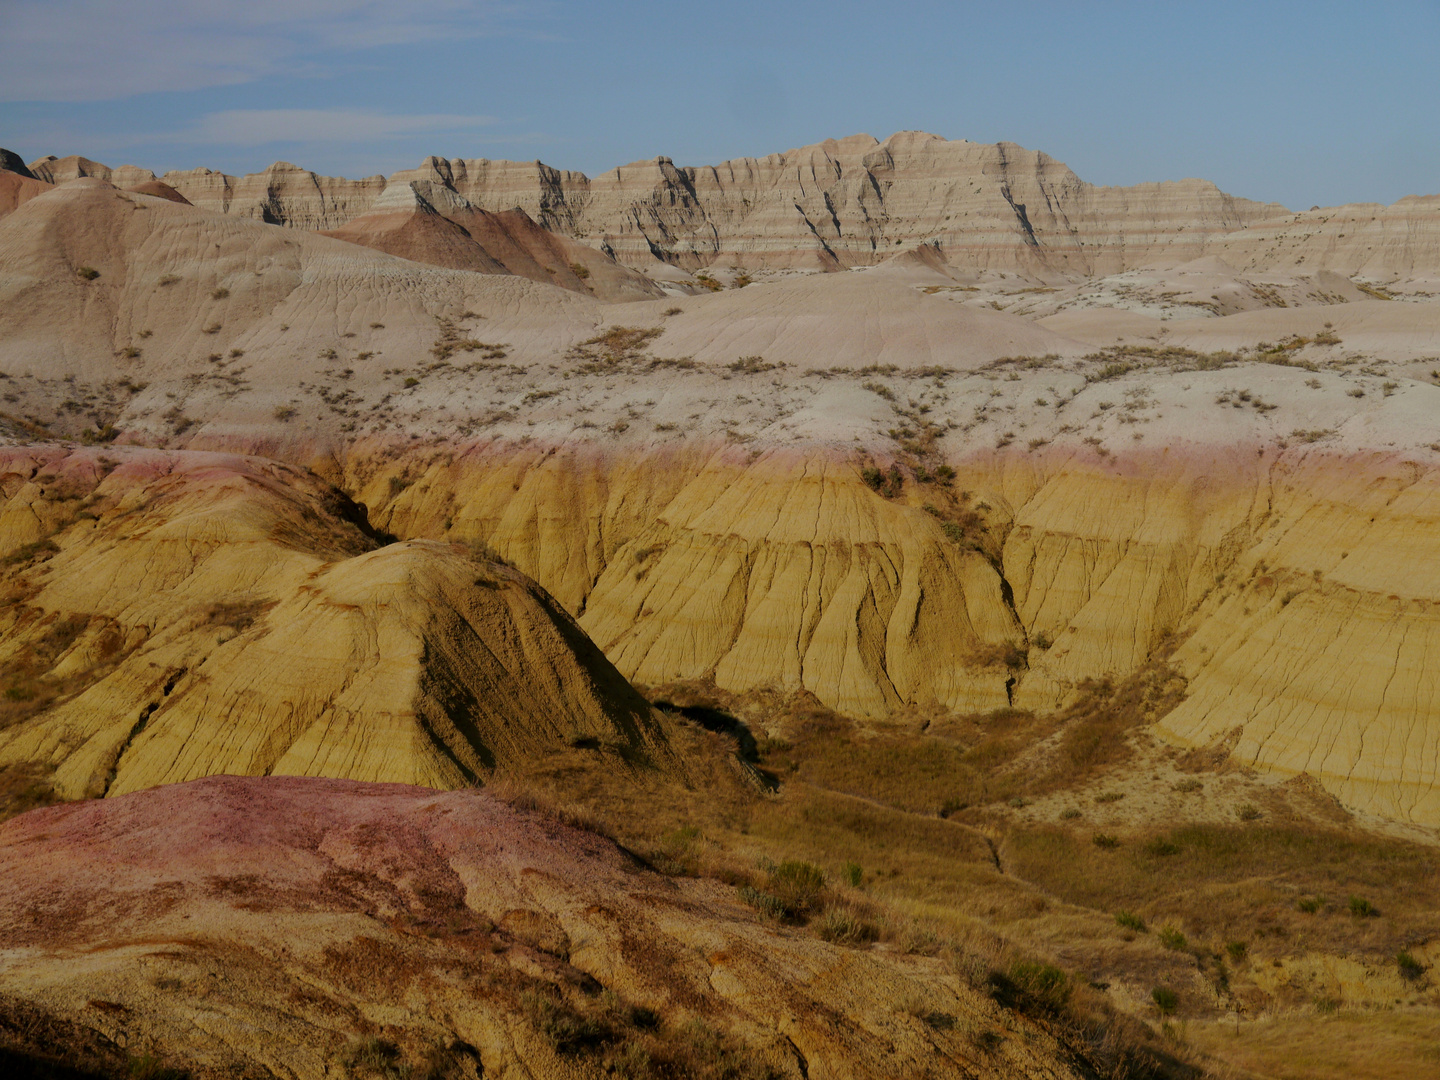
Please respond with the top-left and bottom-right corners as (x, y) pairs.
(351, 438), (1440, 826)
(0, 447), (668, 798)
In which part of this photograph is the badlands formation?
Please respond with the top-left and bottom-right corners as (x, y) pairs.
(1, 132), (1440, 1078)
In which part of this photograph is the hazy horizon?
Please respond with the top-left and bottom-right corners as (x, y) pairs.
(3, 1), (1438, 211)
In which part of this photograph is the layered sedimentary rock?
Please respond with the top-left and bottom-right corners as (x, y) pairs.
(44, 132), (1440, 280)
(161, 160), (387, 229)
(28, 154), (155, 186)
(0, 447), (667, 798)
(154, 133), (1287, 274)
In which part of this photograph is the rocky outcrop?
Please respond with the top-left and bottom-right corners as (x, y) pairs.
(0, 148), (37, 180)
(0, 447), (669, 798)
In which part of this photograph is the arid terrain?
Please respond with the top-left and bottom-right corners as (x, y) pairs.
(0, 133), (1437, 1080)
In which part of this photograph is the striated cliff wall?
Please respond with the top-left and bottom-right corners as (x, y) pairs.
(149, 132), (1287, 274)
(34, 133), (1440, 279)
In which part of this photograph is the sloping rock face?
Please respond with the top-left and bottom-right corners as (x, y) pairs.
(321, 180), (663, 301)
(0, 447), (667, 798)
(0, 775), (1096, 1079)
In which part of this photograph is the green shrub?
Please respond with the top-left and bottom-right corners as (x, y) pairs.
(127, 1052), (186, 1080)
(769, 860), (824, 913)
(844, 861), (863, 887)
(1348, 895), (1376, 918)
(1157, 926), (1188, 951)
(1092, 833), (1120, 849)
(404, 377), (419, 388)
(1396, 950), (1425, 980)
(816, 905), (878, 946)
(1115, 911), (1146, 932)
(1151, 987), (1178, 1016)
(1296, 896), (1324, 914)
(77, 266), (100, 281)
(1237, 804), (1262, 821)
(339, 1036), (402, 1077)
(1143, 837), (1181, 857)
(521, 989), (609, 1054)
(211, 287), (229, 299)
(739, 859), (825, 923)
(737, 885), (787, 920)
(1225, 941), (1248, 961)
(1059, 807), (1081, 820)
(1001, 961), (1071, 1012)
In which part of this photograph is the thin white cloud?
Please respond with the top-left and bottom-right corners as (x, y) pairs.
(189, 109), (498, 145)
(0, 1), (536, 102)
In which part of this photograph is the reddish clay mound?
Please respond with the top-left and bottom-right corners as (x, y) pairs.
(0, 170), (50, 219)
(0, 774), (1091, 1079)
(323, 183), (663, 301)
(127, 179), (191, 205)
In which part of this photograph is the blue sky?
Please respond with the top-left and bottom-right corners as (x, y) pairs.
(1, 1), (1436, 210)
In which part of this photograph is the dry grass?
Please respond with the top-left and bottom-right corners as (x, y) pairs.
(1001, 821), (1440, 962)
(1184, 1010), (1440, 1080)
(0, 764), (61, 822)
